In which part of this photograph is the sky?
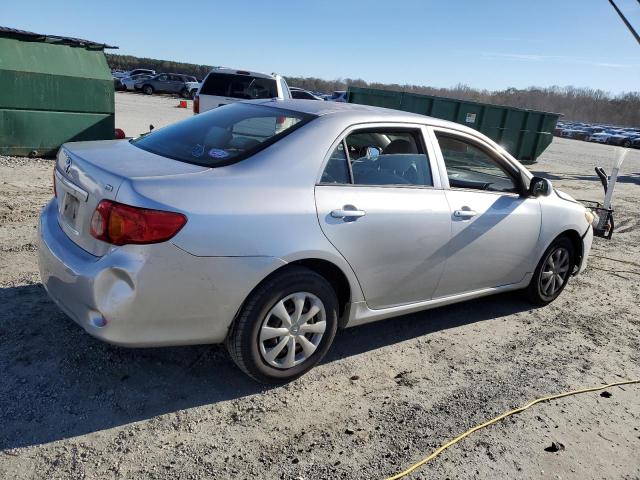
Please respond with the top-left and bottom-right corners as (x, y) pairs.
(3, 0), (640, 93)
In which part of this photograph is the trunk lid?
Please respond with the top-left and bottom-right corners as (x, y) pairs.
(54, 140), (208, 256)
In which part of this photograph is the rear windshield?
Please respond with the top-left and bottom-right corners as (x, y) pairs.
(200, 73), (277, 99)
(131, 103), (314, 167)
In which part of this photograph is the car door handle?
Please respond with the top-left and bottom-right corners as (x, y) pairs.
(453, 209), (478, 218)
(331, 206), (366, 219)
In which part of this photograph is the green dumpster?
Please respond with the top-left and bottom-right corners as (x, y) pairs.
(347, 87), (561, 163)
(0, 27), (117, 157)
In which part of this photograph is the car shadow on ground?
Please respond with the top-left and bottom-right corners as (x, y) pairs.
(0, 283), (533, 450)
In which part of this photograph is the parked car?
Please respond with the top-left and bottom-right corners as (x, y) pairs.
(136, 73), (198, 98)
(607, 133), (635, 147)
(193, 67), (291, 114)
(113, 68), (155, 80)
(113, 76), (124, 90)
(631, 137), (640, 149)
(290, 87), (323, 100)
(126, 68), (155, 77)
(589, 132), (612, 144)
(39, 100), (594, 383)
(561, 128), (590, 141)
(328, 90), (347, 102)
(121, 73), (153, 91)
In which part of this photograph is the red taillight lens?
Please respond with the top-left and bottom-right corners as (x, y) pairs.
(193, 94), (200, 114)
(90, 200), (187, 246)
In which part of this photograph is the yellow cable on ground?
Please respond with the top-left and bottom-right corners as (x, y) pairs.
(385, 379), (640, 480)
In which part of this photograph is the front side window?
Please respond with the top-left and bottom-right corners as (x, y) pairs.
(132, 103), (314, 167)
(320, 129), (432, 187)
(435, 133), (518, 193)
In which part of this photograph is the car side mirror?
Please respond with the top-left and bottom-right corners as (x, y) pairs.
(366, 146), (380, 160)
(529, 176), (553, 197)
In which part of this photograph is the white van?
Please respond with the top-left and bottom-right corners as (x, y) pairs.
(194, 68), (291, 114)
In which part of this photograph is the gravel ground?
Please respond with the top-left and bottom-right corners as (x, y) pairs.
(114, 91), (192, 137)
(1, 96), (639, 479)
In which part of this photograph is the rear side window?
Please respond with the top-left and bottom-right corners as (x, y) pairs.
(320, 129), (432, 187)
(132, 103), (314, 167)
(200, 73), (277, 100)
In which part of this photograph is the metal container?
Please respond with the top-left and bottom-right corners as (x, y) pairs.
(347, 87), (561, 163)
(0, 27), (117, 157)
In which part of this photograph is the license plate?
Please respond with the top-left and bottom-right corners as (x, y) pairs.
(62, 192), (80, 228)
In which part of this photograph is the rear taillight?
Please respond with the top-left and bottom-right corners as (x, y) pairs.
(193, 94), (200, 114)
(90, 200), (187, 246)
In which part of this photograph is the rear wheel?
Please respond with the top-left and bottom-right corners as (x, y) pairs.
(143, 85), (153, 95)
(526, 236), (575, 305)
(180, 88), (190, 99)
(226, 267), (338, 383)
(622, 140), (631, 148)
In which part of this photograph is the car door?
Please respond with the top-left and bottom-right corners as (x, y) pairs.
(429, 128), (541, 298)
(167, 74), (182, 93)
(315, 125), (452, 310)
(153, 74), (169, 92)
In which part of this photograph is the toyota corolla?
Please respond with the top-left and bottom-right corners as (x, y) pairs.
(38, 100), (593, 383)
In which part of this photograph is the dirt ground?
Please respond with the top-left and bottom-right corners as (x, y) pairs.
(114, 91), (192, 137)
(1, 93), (639, 479)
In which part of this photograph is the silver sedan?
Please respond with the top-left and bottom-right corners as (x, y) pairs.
(38, 100), (594, 383)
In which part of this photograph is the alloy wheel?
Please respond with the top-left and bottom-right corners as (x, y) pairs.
(540, 247), (570, 297)
(258, 292), (326, 369)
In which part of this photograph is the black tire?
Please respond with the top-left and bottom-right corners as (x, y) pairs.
(226, 266), (338, 384)
(143, 85), (154, 95)
(622, 140), (631, 148)
(526, 236), (575, 306)
(180, 88), (190, 99)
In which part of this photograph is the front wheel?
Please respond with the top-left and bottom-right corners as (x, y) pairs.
(143, 85), (153, 95)
(226, 267), (338, 383)
(622, 140), (631, 148)
(180, 88), (190, 99)
(526, 236), (575, 305)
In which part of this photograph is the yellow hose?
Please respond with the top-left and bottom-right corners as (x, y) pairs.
(384, 379), (640, 480)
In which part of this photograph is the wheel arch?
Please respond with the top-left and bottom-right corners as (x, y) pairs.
(230, 257), (355, 333)
(553, 229), (583, 275)
(287, 258), (351, 323)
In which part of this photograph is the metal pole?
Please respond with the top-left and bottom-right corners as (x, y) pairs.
(608, 0), (640, 44)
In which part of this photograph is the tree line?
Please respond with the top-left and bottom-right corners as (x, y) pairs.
(106, 54), (639, 127)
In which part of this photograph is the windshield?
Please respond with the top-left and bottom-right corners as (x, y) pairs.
(131, 103), (314, 167)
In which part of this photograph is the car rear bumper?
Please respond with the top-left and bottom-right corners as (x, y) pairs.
(38, 199), (284, 347)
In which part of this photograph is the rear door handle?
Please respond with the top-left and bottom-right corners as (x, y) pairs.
(453, 208), (477, 218)
(331, 205), (366, 220)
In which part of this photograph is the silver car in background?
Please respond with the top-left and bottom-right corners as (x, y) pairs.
(38, 100), (593, 383)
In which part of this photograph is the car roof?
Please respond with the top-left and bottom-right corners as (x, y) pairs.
(206, 67), (279, 79)
(244, 99), (477, 132)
